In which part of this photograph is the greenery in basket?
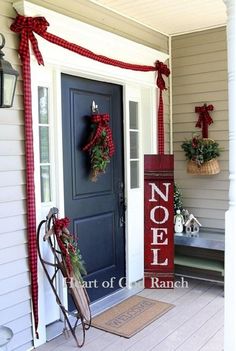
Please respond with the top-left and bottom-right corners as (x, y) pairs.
(181, 135), (221, 167)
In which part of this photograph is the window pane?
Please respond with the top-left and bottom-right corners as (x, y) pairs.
(39, 126), (50, 163)
(130, 131), (139, 159)
(38, 87), (49, 124)
(130, 161), (139, 189)
(40, 165), (51, 202)
(129, 101), (138, 129)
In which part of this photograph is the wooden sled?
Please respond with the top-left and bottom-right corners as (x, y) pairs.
(37, 207), (91, 347)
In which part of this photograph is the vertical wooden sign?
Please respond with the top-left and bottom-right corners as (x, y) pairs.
(144, 155), (174, 288)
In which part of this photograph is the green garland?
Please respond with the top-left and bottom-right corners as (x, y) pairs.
(181, 135), (221, 166)
(90, 129), (111, 181)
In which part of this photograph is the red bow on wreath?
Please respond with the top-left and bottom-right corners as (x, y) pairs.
(195, 103), (214, 138)
(83, 114), (115, 181)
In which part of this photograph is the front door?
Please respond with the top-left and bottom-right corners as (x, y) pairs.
(61, 74), (125, 305)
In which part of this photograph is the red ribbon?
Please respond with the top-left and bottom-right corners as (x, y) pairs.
(195, 104), (214, 138)
(155, 60), (170, 91)
(11, 14), (170, 154)
(10, 15), (49, 65)
(53, 217), (73, 276)
(83, 114), (115, 157)
(155, 61), (170, 154)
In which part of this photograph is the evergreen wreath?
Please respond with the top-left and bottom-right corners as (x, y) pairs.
(83, 114), (115, 181)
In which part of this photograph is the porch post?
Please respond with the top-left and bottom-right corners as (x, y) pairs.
(224, 0), (236, 350)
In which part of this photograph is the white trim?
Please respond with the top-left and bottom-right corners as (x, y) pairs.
(13, 1), (169, 347)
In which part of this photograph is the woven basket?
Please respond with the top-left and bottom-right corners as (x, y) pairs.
(187, 158), (220, 176)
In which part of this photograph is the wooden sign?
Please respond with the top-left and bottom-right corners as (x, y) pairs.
(144, 155), (174, 288)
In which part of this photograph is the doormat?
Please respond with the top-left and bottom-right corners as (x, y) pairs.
(91, 295), (174, 338)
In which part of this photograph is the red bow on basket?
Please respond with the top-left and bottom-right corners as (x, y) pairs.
(83, 114), (115, 181)
(195, 103), (214, 138)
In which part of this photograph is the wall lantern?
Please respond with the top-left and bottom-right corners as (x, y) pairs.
(0, 33), (19, 108)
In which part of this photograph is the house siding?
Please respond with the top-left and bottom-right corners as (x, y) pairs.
(0, 1), (33, 350)
(172, 27), (228, 230)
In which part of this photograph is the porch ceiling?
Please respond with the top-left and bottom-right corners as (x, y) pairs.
(90, 0), (227, 35)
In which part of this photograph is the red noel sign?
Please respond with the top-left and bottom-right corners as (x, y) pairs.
(144, 155), (174, 288)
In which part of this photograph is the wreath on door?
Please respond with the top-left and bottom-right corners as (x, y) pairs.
(83, 113), (115, 181)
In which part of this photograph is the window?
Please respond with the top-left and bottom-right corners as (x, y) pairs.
(38, 86), (52, 203)
(129, 101), (140, 189)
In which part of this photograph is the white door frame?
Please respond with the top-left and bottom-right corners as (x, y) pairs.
(14, 1), (169, 347)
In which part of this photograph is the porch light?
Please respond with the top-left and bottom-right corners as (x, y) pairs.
(0, 33), (18, 108)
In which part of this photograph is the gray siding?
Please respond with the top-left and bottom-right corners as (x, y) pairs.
(172, 27), (228, 230)
(0, 1), (33, 350)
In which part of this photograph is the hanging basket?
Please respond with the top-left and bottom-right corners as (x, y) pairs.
(187, 158), (220, 176)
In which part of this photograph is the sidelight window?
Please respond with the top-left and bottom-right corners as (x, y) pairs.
(129, 101), (140, 189)
(38, 86), (52, 203)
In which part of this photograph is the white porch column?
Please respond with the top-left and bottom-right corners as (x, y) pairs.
(224, 0), (236, 350)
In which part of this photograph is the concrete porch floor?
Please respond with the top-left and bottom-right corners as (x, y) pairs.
(36, 278), (224, 351)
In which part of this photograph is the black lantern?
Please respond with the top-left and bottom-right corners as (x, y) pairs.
(0, 33), (19, 108)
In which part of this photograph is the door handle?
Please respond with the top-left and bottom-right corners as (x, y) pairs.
(118, 182), (126, 227)
(119, 192), (127, 211)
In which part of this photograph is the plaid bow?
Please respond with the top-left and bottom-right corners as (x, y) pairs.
(155, 60), (170, 90)
(10, 14), (49, 65)
(195, 104), (214, 138)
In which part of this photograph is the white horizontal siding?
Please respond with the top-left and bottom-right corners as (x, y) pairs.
(0, 125), (24, 140)
(172, 27), (228, 230)
(6, 315), (33, 351)
(0, 141), (25, 155)
(0, 215), (27, 234)
(0, 286), (31, 314)
(0, 172), (25, 187)
(0, 272), (30, 295)
(9, 328), (34, 351)
(0, 244), (28, 265)
(0, 185), (26, 202)
(0, 2), (33, 351)
(0, 156), (26, 171)
(0, 230), (27, 250)
(0, 300), (32, 326)
(0, 109), (24, 124)
(0, 258), (29, 280)
(0, 201), (26, 218)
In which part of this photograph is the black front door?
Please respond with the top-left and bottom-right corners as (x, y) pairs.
(61, 74), (125, 305)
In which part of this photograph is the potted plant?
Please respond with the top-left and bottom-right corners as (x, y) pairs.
(181, 135), (221, 175)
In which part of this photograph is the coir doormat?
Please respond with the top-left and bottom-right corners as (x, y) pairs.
(91, 295), (174, 338)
